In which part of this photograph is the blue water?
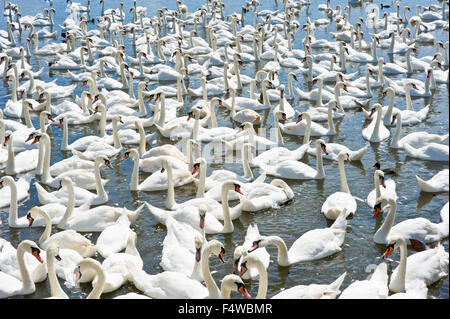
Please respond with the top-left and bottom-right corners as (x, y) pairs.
(0, 0), (448, 299)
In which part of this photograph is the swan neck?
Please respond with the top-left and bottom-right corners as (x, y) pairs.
(338, 156), (349, 193)
(196, 159), (206, 198)
(377, 199), (397, 241)
(165, 162), (176, 209)
(130, 151), (140, 191)
(17, 244), (35, 291)
(87, 262), (106, 299)
(405, 86), (414, 111)
(255, 259), (268, 299)
(201, 244), (220, 298)
(221, 185), (233, 233)
(58, 181), (75, 228)
(315, 140), (325, 178)
(390, 240), (407, 293)
(302, 114), (311, 145)
(6, 178), (19, 226)
(270, 236), (291, 266)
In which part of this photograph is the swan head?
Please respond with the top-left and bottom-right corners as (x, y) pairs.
(391, 110), (402, 125)
(19, 240), (44, 264)
(317, 139), (329, 155)
(113, 115), (124, 124)
(374, 169), (386, 187)
(238, 253), (262, 277)
(206, 239), (225, 263)
(59, 176), (73, 191)
(198, 205), (207, 230)
(338, 151), (350, 162)
(96, 154), (113, 169)
(121, 148), (138, 162)
(383, 236), (425, 259)
(26, 206), (49, 227)
(45, 242), (62, 261)
(0, 175), (16, 189)
(274, 111), (288, 121)
(74, 258), (102, 285)
(248, 235), (269, 252)
(191, 158), (206, 175)
(238, 122), (254, 132)
(3, 130), (12, 147)
(221, 274), (251, 299)
(381, 87), (394, 99)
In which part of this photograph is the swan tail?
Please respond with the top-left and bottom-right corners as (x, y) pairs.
(330, 208), (348, 230)
(293, 142), (311, 160)
(129, 203), (145, 224)
(144, 202), (169, 225)
(415, 175), (438, 192)
(358, 105), (371, 119)
(355, 99), (371, 108)
(369, 263), (388, 286)
(253, 172), (266, 183)
(328, 272), (347, 291)
(35, 182), (54, 204)
(439, 133), (449, 142)
(349, 145), (368, 161)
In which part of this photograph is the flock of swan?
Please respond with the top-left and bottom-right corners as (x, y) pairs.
(0, 0), (449, 299)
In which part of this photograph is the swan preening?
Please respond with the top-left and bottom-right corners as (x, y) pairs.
(0, 0), (448, 300)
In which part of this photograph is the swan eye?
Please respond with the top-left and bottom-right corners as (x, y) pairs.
(236, 282), (250, 298)
(0, 181), (3, 189)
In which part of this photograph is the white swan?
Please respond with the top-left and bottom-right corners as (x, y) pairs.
(56, 177), (144, 232)
(367, 170), (397, 210)
(383, 236), (448, 292)
(402, 140), (449, 162)
(248, 208), (347, 266)
(390, 111), (448, 150)
(96, 214), (133, 258)
(362, 103), (390, 142)
(321, 152), (357, 220)
(145, 180), (241, 234)
(239, 253), (347, 299)
(35, 154), (110, 206)
(123, 148), (194, 192)
(0, 240), (43, 298)
(90, 232), (143, 294)
(3, 130), (39, 175)
(416, 170), (449, 193)
(27, 206), (97, 258)
(373, 196), (448, 245)
(258, 139), (327, 180)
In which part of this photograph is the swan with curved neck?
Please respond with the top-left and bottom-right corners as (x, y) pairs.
(239, 253), (346, 299)
(248, 209), (347, 266)
(362, 103), (390, 142)
(321, 151), (356, 220)
(74, 258), (106, 299)
(259, 138), (327, 180)
(373, 196), (448, 245)
(27, 206), (97, 258)
(0, 240), (44, 298)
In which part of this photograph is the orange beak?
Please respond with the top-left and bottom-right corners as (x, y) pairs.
(383, 246), (394, 259)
